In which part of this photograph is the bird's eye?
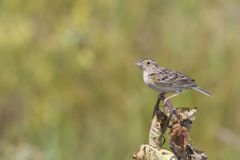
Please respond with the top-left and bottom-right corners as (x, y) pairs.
(146, 61), (151, 65)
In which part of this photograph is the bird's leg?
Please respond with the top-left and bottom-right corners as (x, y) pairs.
(163, 92), (181, 115)
(163, 92), (181, 105)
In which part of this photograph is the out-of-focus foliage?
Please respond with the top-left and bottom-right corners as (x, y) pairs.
(0, 0), (240, 159)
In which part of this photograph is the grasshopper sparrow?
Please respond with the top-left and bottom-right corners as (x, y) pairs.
(136, 59), (212, 104)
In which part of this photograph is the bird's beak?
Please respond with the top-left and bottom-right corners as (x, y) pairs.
(136, 61), (144, 70)
(135, 62), (141, 66)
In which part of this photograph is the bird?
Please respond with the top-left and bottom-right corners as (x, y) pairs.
(136, 59), (212, 104)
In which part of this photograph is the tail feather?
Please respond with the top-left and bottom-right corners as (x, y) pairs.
(192, 86), (212, 97)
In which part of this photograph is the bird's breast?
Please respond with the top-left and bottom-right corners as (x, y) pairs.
(143, 71), (156, 89)
(143, 71), (178, 93)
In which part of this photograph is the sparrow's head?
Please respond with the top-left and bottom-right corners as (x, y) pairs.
(136, 59), (158, 71)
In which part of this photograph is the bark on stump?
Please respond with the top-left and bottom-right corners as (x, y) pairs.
(132, 105), (207, 160)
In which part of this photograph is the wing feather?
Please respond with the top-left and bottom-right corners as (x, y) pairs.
(150, 67), (197, 88)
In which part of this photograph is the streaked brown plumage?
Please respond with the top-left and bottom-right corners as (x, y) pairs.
(136, 59), (212, 103)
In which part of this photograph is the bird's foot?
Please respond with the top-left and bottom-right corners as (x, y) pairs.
(158, 93), (165, 101)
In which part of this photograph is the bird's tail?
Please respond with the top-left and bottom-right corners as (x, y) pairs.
(192, 86), (212, 97)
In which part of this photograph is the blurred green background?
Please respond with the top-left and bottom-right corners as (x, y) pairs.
(0, 0), (240, 159)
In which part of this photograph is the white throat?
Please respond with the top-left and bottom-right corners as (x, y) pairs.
(143, 71), (152, 85)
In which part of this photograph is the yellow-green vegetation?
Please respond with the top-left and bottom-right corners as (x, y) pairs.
(0, 0), (240, 159)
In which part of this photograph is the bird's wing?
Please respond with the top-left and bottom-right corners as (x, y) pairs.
(149, 67), (197, 88)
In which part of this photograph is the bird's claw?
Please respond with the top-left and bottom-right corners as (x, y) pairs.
(158, 93), (165, 101)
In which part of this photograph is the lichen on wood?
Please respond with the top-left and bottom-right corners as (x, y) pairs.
(132, 97), (207, 160)
(133, 144), (177, 160)
(133, 108), (177, 160)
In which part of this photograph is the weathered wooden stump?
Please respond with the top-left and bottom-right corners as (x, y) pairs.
(132, 98), (207, 160)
